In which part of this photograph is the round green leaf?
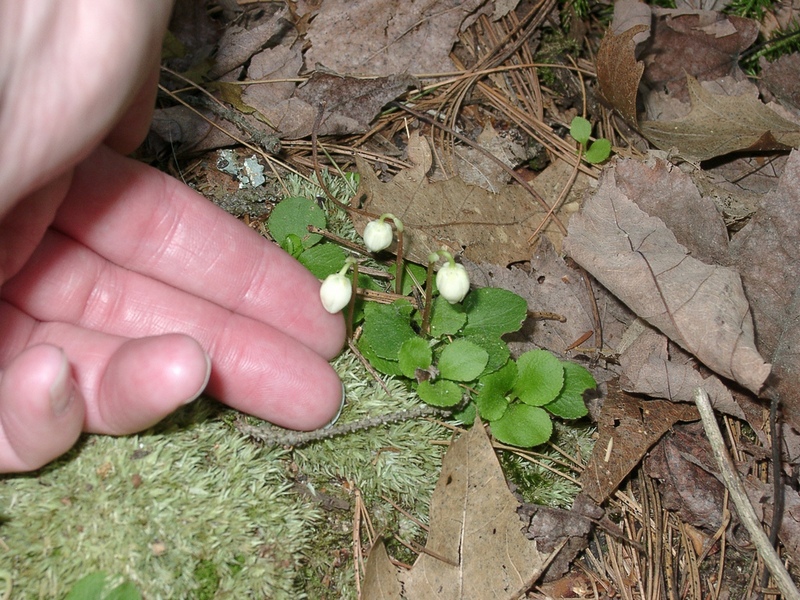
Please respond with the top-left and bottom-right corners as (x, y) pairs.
(463, 288), (527, 337)
(267, 196), (326, 248)
(437, 339), (489, 382)
(544, 361), (595, 419)
(512, 349), (564, 406)
(430, 296), (467, 337)
(417, 380), (462, 407)
(399, 337), (433, 379)
(569, 116), (591, 145)
(490, 404), (553, 448)
(360, 301), (416, 361)
(298, 243), (346, 279)
(479, 360), (517, 396)
(475, 389), (508, 421)
(357, 337), (403, 376)
(465, 334), (510, 376)
(584, 138), (612, 164)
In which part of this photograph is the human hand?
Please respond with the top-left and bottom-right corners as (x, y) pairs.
(0, 2), (346, 472)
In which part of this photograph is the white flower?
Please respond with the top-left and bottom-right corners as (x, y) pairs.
(320, 273), (352, 313)
(363, 219), (394, 252)
(436, 262), (470, 304)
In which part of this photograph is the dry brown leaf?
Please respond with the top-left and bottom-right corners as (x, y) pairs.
(640, 76), (800, 161)
(760, 53), (800, 113)
(596, 24), (647, 126)
(302, 0), (488, 76)
(641, 11), (758, 102)
(730, 150), (800, 433)
(618, 326), (746, 420)
(564, 160), (771, 394)
(353, 134), (573, 265)
(362, 539), (403, 600)
(579, 380), (698, 504)
(398, 419), (549, 599)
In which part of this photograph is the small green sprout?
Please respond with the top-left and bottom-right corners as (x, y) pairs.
(569, 116), (612, 164)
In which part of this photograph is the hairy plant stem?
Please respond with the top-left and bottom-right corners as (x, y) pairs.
(235, 405), (447, 447)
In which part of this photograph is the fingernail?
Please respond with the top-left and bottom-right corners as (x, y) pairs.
(49, 351), (75, 416)
(324, 382), (347, 429)
(183, 351), (212, 405)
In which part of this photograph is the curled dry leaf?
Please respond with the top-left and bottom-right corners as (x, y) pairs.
(564, 160), (770, 394)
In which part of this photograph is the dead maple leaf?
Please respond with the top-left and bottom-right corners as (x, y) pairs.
(353, 133), (573, 265)
(362, 539), (403, 600)
(640, 76), (800, 161)
(563, 159), (771, 394)
(363, 419), (550, 599)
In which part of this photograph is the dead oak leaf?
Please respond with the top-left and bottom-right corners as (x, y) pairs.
(563, 160), (771, 394)
(353, 133), (569, 265)
(640, 75), (800, 161)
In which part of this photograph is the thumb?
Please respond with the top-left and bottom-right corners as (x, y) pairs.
(0, 344), (85, 472)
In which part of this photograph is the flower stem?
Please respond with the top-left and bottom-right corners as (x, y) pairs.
(347, 260), (358, 339)
(420, 252), (439, 336)
(394, 228), (404, 295)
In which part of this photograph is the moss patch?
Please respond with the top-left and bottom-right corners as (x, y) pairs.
(0, 352), (447, 598)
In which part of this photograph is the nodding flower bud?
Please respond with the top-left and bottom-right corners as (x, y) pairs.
(363, 219), (394, 253)
(319, 260), (355, 313)
(436, 260), (470, 304)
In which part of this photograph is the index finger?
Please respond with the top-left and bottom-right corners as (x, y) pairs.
(54, 146), (345, 359)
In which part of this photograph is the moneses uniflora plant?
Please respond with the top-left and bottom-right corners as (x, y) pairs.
(268, 194), (595, 449)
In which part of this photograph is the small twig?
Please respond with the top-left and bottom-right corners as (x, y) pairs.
(236, 403), (447, 447)
(693, 387), (800, 600)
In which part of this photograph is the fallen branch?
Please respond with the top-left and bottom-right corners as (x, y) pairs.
(693, 387), (799, 600)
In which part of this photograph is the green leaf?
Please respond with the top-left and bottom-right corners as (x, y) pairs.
(584, 138), (612, 164)
(437, 339), (489, 382)
(544, 361), (595, 419)
(357, 336), (404, 376)
(280, 233), (304, 258)
(267, 197), (326, 248)
(475, 389), (508, 421)
(105, 581), (142, 600)
(462, 288), (527, 337)
(512, 349), (564, 406)
(65, 572), (108, 600)
(429, 296), (466, 337)
(490, 404), (553, 448)
(479, 360), (518, 396)
(360, 301), (416, 361)
(454, 400), (477, 426)
(464, 334), (510, 376)
(298, 243), (347, 279)
(417, 380), (462, 407)
(388, 262), (431, 296)
(398, 337), (433, 379)
(569, 116), (592, 145)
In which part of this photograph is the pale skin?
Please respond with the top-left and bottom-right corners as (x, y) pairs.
(0, 1), (346, 472)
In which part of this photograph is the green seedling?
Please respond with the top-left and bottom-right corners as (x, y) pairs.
(569, 116), (612, 164)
